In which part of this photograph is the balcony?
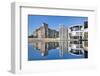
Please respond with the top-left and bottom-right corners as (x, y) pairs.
(69, 31), (82, 36)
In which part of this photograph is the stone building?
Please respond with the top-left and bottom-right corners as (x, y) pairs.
(33, 23), (59, 38)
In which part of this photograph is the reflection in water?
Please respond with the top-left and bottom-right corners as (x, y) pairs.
(32, 41), (59, 56)
(28, 40), (88, 60)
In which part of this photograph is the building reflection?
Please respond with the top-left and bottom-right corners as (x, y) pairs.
(32, 41), (59, 56)
(31, 40), (86, 57)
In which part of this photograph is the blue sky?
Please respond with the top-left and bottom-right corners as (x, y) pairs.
(28, 15), (88, 36)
